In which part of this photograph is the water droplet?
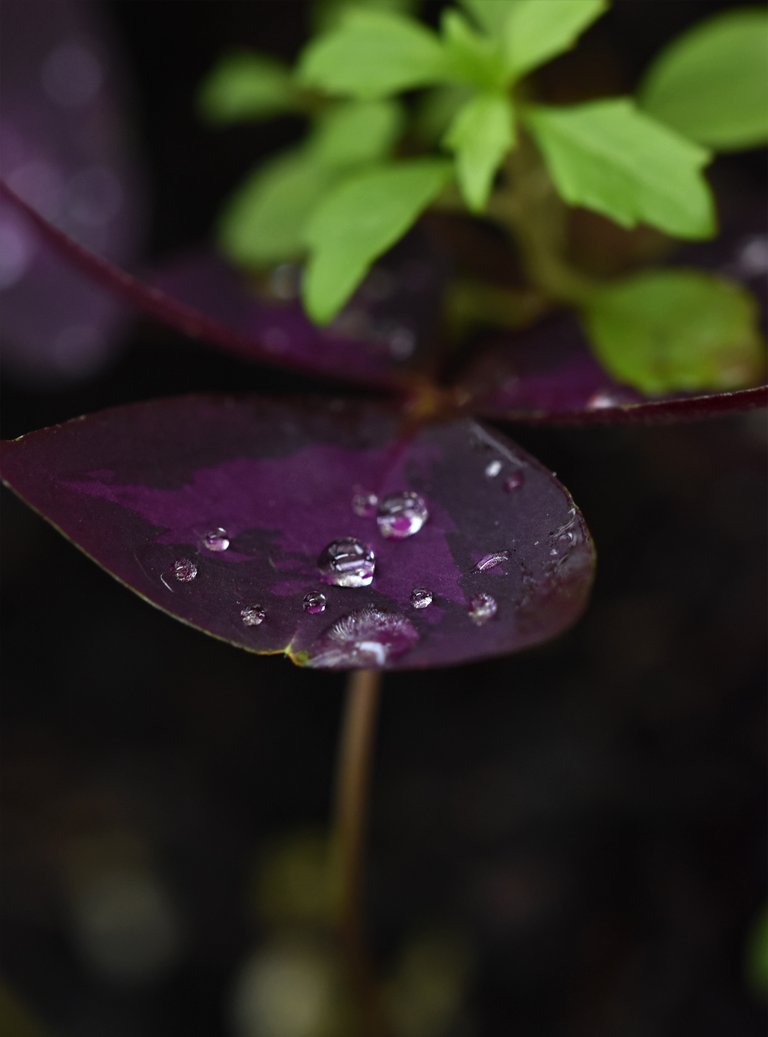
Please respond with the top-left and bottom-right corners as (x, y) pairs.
(303, 591), (327, 615)
(468, 592), (497, 626)
(586, 390), (622, 410)
(268, 261), (302, 300)
(351, 491), (378, 518)
(172, 559), (197, 583)
(485, 459), (503, 478)
(309, 607), (418, 669)
(241, 604), (266, 626)
(376, 491), (429, 539)
(473, 550), (510, 573)
(318, 538), (375, 588)
(503, 471), (524, 492)
(736, 234), (768, 277)
(203, 527), (230, 552)
(409, 588), (433, 609)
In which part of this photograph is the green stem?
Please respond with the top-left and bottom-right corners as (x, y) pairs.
(333, 668), (387, 1036)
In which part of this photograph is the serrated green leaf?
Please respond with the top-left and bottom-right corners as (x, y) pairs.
(198, 51), (298, 123)
(310, 100), (404, 168)
(501, 0), (607, 80)
(640, 8), (768, 151)
(440, 10), (506, 91)
(524, 99), (715, 239)
(218, 149), (332, 266)
(444, 92), (515, 211)
(297, 9), (454, 99)
(302, 160), (452, 322)
(583, 270), (765, 395)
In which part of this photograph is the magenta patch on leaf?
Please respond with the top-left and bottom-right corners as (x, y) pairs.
(0, 396), (595, 669)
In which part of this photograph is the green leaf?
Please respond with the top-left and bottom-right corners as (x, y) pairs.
(413, 84), (473, 144)
(218, 149), (332, 266)
(639, 8), (768, 151)
(309, 100), (404, 168)
(440, 10), (506, 91)
(524, 99), (715, 239)
(457, 0), (509, 37)
(198, 51), (298, 123)
(297, 9), (453, 99)
(583, 270), (765, 395)
(312, 0), (421, 34)
(302, 159), (452, 322)
(501, 0), (608, 80)
(444, 92), (515, 211)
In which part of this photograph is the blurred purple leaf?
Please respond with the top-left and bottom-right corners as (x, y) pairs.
(0, 396), (595, 669)
(0, 0), (144, 384)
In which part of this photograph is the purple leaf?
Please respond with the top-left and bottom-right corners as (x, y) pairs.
(0, 183), (442, 393)
(0, 0), (144, 384)
(0, 396), (595, 669)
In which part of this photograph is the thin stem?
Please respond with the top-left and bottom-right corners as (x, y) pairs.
(332, 668), (387, 1035)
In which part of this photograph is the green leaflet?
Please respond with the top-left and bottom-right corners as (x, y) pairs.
(444, 92), (515, 211)
(302, 160), (453, 322)
(583, 270), (765, 395)
(501, 0), (608, 81)
(310, 100), (404, 168)
(198, 51), (298, 123)
(524, 99), (715, 240)
(297, 8), (454, 98)
(640, 7), (768, 151)
(440, 10), (506, 91)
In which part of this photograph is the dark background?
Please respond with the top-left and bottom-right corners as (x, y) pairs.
(1, 2), (766, 1035)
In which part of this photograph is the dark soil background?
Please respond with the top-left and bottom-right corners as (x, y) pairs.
(1, 2), (766, 1036)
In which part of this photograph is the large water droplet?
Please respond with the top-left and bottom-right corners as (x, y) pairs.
(503, 471), (524, 493)
(241, 604), (266, 627)
(468, 592), (497, 626)
(309, 607), (418, 669)
(473, 550), (510, 573)
(485, 459), (502, 478)
(376, 491), (429, 539)
(317, 538), (375, 588)
(203, 527), (230, 552)
(409, 587), (433, 610)
(172, 559), (197, 583)
(351, 491), (378, 518)
(303, 591), (327, 615)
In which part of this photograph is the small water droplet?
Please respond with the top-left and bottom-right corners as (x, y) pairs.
(303, 591), (327, 615)
(240, 604), (266, 627)
(409, 588), (433, 609)
(173, 559), (197, 583)
(586, 390), (622, 410)
(485, 459), (503, 478)
(351, 491), (378, 518)
(318, 538), (375, 588)
(309, 606), (418, 669)
(376, 491), (429, 539)
(736, 234), (768, 277)
(468, 592), (497, 625)
(503, 471), (524, 492)
(473, 550), (510, 573)
(203, 527), (230, 552)
(268, 261), (302, 300)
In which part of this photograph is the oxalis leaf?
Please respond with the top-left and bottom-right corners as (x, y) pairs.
(302, 159), (453, 323)
(0, 397), (595, 670)
(582, 270), (765, 396)
(639, 7), (768, 151)
(524, 99), (715, 240)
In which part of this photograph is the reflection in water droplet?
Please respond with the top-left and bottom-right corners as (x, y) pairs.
(318, 538), (375, 588)
(241, 604), (266, 627)
(309, 606), (418, 668)
(203, 527), (230, 552)
(473, 550), (510, 573)
(351, 491), (378, 518)
(173, 559), (197, 583)
(503, 471), (524, 492)
(409, 588), (433, 609)
(303, 591), (327, 615)
(468, 592), (497, 625)
(268, 261), (302, 300)
(485, 459), (502, 478)
(377, 491), (429, 539)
